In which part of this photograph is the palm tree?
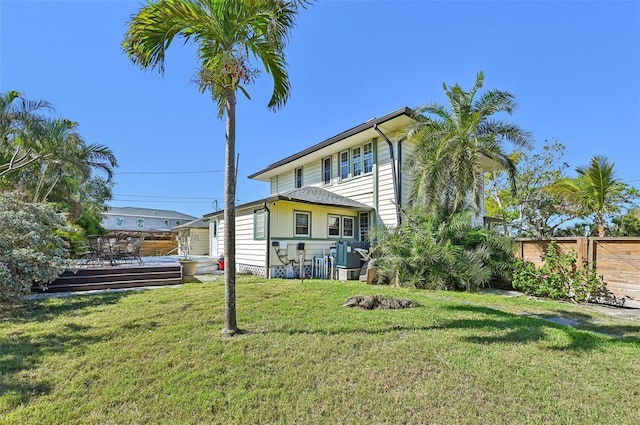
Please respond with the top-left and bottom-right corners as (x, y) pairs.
(0, 90), (52, 178)
(546, 156), (621, 236)
(407, 71), (532, 215)
(123, 0), (310, 336)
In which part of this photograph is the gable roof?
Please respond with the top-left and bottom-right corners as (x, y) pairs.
(204, 186), (371, 218)
(248, 107), (416, 181)
(105, 206), (197, 221)
(172, 218), (209, 230)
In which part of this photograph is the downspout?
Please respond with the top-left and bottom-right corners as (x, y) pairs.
(373, 124), (404, 225)
(263, 202), (271, 279)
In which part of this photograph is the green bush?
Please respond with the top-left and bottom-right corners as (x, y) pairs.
(0, 192), (71, 306)
(372, 208), (515, 291)
(512, 241), (606, 302)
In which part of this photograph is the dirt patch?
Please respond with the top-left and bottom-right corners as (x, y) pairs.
(344, 294), (419, 310)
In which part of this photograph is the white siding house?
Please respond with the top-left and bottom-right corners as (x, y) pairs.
(204, 107), (495, 278)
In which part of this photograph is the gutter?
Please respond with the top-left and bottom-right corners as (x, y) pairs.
(373, 124), (405, 225)
(263, 202), (271, 278)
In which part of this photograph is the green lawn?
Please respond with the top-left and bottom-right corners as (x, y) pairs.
(2, 277), (639, 424)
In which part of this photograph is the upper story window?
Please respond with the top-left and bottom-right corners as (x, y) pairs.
(363, 142), (373, 173)
(352, 146), (362, 177)
(164, 220), (170, 228)
(294, 211), (310, 237)
(295, 167), (303, 188)
(322, 157), (332, 185)
(340, 150), (349, 180)
(137, 218), (144, 228)
(115, 217), (123, 228)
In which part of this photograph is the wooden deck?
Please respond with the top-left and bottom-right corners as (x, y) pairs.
(32, 264), (183, 293)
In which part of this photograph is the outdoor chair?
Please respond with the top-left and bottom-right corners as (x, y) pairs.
(116, 235), (145, 265)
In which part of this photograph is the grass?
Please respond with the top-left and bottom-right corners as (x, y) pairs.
(2, 277), (640, 424)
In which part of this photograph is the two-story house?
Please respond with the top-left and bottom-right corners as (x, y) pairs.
(204, 107), (493, 278)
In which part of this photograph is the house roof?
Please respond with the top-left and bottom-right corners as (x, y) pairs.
(105, 206), (198, 221)
(172, 218), (209, 230)
(204, 186), (372, 218)
(248, 107), (416, 181)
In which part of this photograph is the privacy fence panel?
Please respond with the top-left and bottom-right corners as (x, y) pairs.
(515, 237), (640, 308)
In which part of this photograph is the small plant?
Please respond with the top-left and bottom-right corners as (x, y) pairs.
(512, 240), (607, 302)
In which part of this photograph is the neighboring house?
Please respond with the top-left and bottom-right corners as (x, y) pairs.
(102, 207), (197, 234)
(173, 218), (210, 256)
(204, 107), (495, 278)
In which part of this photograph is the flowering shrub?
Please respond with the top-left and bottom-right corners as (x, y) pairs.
(512, 241), (606, 302)
(0, 192), (70, 306)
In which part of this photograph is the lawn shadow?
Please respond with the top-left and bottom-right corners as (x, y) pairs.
(439, 304), (637, 351)
(1, 293), (130, 411)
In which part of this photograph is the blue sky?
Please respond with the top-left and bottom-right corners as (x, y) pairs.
(2, 0), (639, 219)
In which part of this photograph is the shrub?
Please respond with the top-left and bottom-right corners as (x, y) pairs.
(512, 240), (606, 302)
(372, 208), (515, 291)
(0, 191), (70, 306)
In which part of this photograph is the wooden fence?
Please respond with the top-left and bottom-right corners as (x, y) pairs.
(515, 237), (640, 308)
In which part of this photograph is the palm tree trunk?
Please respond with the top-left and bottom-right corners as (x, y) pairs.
(222, 89), (239, 336)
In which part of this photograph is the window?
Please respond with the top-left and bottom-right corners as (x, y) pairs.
(343, 217), (354, 238)
(363, 142), (373, 173)
(322, 157), (332, 185)
(327, 214), (355, 238)
(176, 220), (181, 226)
(328, 215), (341, 237)
(115, 217), (123, 228)
(164, 220), (170, 228)
(340, 150), (349, 180)
(254, 209), (266, 240)
(137, 218), (144, 228)
(359, 212), (370, 241)
(294, 211), (310, 237)
(352, 146), (362, 177)
(295, 167), (303, 188)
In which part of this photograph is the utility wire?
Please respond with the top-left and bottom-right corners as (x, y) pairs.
(117, 169), (224, 175)
(114, 193), (220, 200)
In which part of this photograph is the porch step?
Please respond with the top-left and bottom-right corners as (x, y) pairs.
(32, 265), (183, 293)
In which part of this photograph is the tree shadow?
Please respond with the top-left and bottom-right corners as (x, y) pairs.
(439, 304), (640, 351)
(1, 293), (129, 411)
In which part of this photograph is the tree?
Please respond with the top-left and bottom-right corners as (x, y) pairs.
(612, 208), (640, 236)
(0, 90), (52, 177)
(123, 0), (310, 336)
(407, 71), (532, 215)
(546, 156), (637, 236)
(0, 191), (70, 308)
(485, 141), (576, 237)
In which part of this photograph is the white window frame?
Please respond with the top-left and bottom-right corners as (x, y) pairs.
(137, 218), (144, 228)
(294, 211), (311, 237)
(339, 150), (350, 180)
(327, 214), (341, 237)
(342, 217), (354, 238)
(352, 146), (362, 177)
(363, 142), (373, 174)
(115, 217), (123, 228)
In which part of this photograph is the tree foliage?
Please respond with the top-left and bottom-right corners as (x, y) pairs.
(0, 91), (117, 239)
(0, 192), (71, 307)
(406, 71), (532, 215)
(372, 207), (515, 291)
(545, 156), (638, 236)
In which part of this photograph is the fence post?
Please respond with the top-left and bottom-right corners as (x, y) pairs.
(576, 237), (588, 269)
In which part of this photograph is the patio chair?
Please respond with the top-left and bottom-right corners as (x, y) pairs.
(117, 235), (145, 265)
